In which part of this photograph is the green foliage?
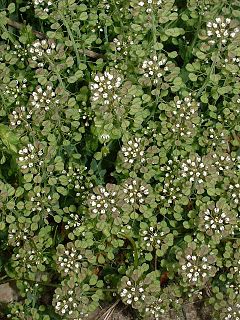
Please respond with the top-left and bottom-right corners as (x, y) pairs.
(0, 0), (239, 319)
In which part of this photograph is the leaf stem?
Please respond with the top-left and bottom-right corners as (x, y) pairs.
(119, 233), (139, 269)
(60, 14), (81, 67)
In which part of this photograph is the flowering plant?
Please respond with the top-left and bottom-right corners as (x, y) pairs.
(0, 0), (239, 319)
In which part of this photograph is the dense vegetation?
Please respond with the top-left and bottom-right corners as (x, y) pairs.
(0, 0), (240, 319)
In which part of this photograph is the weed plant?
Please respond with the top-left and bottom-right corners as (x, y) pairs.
(0, 0), (239, 319)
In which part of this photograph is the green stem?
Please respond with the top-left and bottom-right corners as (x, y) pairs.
(195, 44), (221, 100)
(151, 10), (157, 46)
(43, 54), (65, 89)
(119, 233), (139, 269)
(60, 14), (81, 67)
(184, 15), (202, 65)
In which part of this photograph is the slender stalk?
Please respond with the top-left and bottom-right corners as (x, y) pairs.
(60, 14), (81, 67)
(195, 45), (221, 99)
(43, 53), (65, 89)
(119, 233), (139, 269)
(184, 15), (202, 66)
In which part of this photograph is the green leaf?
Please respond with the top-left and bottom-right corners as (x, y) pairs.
(0, 222), (6, 230)
(189, 73), (198, 81)
(184, 235), (192, 243)
(89, 274), (98, 286)
(31, 223), (38, 231)
(98, 254), (105, 264)
(79, 12), (88, 20)
(6, 215), (15, 223)
(0, 124), (19, 153)
(54, 215), (62, 223)
(8, 3), (15, 13)
(165, 28), (185, 37)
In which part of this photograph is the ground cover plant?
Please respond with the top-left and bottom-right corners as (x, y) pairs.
(0, 0), (239, 319)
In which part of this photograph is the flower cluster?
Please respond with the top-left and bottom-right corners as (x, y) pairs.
(118, 268), (161, 314)
(223, 303), (240, 320)
(121, 137), (145, 165)
(140, 54), (168, 85)
(59, 166), (90, 198)
(177, 243), (217, 287)
(90, 70), (122, 106)
(144, 297), (165, 319)
(224, 57), (240, 71)
(33, 0), (53, 16)
(78, 105), (94, 127)
(3, 79), (27, 106)
(17, 142), (44, 172)
(180, 155), (210, 185)
(141, 226), (162, 250)
(121, 178), (150, 208)
(172, 95), (199, 136)
(156, 158), (184, 205)
(6, 302), (49, 320)
(28, 187), (54, 216)
(12, 44), (29, 62)
(9, 106), (32, 128)
(198, 202), (238, 240)
(53, 277), (103, 320)
(200, 125), (229, 151)
(111, 36), (133, 57)
(211, 283), (240, 320)
(53, 281), (89, 319)
(30, 84), (59, 111)
(158, 95), (200, 146)
(119, 279), (146, 306)
(28, 39), (56, 67)
(12, 246), (48, 276)
(137, 0), (164, 13)
(87, 184), (120, 219)
(56, 243), (87, 277)
(210, 153), (240, 175)
(229, 183), (240, 205)
(139, 222), (173, 257)
(8, 223), (31, 247)
(64, 213), (81, 230)
(206, 17), (239, 45)
(116, 134), (159, 176)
